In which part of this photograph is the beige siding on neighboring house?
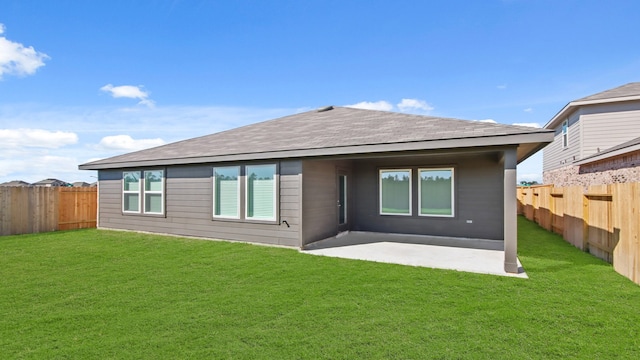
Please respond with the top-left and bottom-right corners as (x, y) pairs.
(543, 111), (581, 172)
(580, 102), (640, 159)
(543, 100), (640, 175)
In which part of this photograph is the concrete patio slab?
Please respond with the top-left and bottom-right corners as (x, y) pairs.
(301, 231), (527, 278)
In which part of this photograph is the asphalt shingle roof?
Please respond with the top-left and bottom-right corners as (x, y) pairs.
(0, 180), (31, 187)
(81, 106), (551, 169)
(575, 82), (640, 102)
(32, 178), (69, 186)
(545, 82), (640, 130)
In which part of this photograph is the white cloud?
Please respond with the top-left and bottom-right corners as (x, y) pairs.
(0, 146), (84, 182)
(345, 98), (434, 114)
(345, 101), (393, 111)
(0, 104), (296, 184)
(497, 84), (507, 90)
(512, 122), (541, 128)
(524, 107), (533, 112)
(0, 23), (50, 79)
(97, 135), (165, 151)
(397, 98), (433, 113)
(475, 119), (497, 124)
(517, 173), (543, 184)
(100, 84), (155, 107)
(517, 152), (544, 184)
(0, 128), (78, 148)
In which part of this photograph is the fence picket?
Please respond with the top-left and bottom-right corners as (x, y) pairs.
(518, 183), (640, 285)
(0, 187), (97, 236)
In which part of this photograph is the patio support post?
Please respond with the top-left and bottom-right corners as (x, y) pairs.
(503, 148), (518, 273)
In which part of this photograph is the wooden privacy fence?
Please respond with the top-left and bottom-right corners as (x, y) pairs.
(0, 187), (97, 236)
(517, 183), (640, 285)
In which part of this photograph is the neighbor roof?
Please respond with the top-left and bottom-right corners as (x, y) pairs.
(575, 136), (640, 165)
(545, 82), (640, 129)
(32, 178), (69, 186)
(574, 82), (640, 102)
(80, 106), (553, 170)
(0, 180), (32, 187)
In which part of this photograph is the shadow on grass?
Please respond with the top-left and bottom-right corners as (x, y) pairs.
(517, 216), (610, 275)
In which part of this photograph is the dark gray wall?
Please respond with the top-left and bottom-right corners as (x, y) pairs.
(97, 152), (504, 247)
(301, 159), (353, 246)
(98, 160), (302, 247)
(352, 153), (504, 240)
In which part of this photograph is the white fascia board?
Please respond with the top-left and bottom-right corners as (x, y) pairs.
(574, 143), (640, 165)
(544, 95), (640, 130)
(79, 132), (553, 170)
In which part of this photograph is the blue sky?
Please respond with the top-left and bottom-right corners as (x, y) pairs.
(1, 0), (639, 184)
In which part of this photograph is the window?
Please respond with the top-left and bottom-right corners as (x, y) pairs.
(213, 166), (240, 219)
(246, 164), (277, 221)
(379, 169), (412, 215)
(419, 168), (454, 217)
(122, 170), (164, 215)
(562, 120), (569, 148)
(123, 171), (141, 213)
(144, 170), (164, 214)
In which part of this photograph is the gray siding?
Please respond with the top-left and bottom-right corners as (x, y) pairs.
(301, 159), (353, 246)
(98, 160), (302, 247)
(352, 154), (504, 241)
(543, 111), (581, 172)
(543, 100), (640, 173)
(580, 101), (640, 159)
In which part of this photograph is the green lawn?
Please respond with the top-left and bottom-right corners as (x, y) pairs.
(1, 217), (639, 359)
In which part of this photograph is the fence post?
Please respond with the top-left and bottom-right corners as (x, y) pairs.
(582, 191), (590, 252)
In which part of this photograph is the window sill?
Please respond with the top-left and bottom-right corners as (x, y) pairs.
(418, 214), (455, 218)
(212, 217), (280, 225)
(121, 212), (166, 218)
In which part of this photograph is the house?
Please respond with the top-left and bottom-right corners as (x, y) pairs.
(0, 180), (31, 187)
(543, 82), (640, 187)
(79, 106), (553, 273)
(32, 178), (70, 187)
(72, 181), (91, 187)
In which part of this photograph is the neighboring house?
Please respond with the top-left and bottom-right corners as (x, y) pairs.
(32, 178), (70, 187)
(0, 180), (31, 187)
(72, 182), (91, 187)
(543, 82), (640, 187)
(80, 106), (553, 273)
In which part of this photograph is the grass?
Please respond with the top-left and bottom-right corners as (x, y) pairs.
(1, 216), (639, 359)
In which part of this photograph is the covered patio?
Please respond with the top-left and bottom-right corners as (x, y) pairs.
(301, 231), (527, 278)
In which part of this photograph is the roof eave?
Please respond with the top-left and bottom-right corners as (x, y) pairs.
(79, 132), (553, 170)
(544, 95), (640, 129)
(574, 143), (640, 165)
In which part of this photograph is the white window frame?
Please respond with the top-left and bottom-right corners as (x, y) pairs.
(418, 167), (455, 218)
(213, 166), (241, 219)
(379, 168), (412, 216)
(122, 171), (141, 214)
(562, 119), (569, 148)
(122, 170), (165, 215)
(143, 170), (165, 215)
(245, 164), (277, 222)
